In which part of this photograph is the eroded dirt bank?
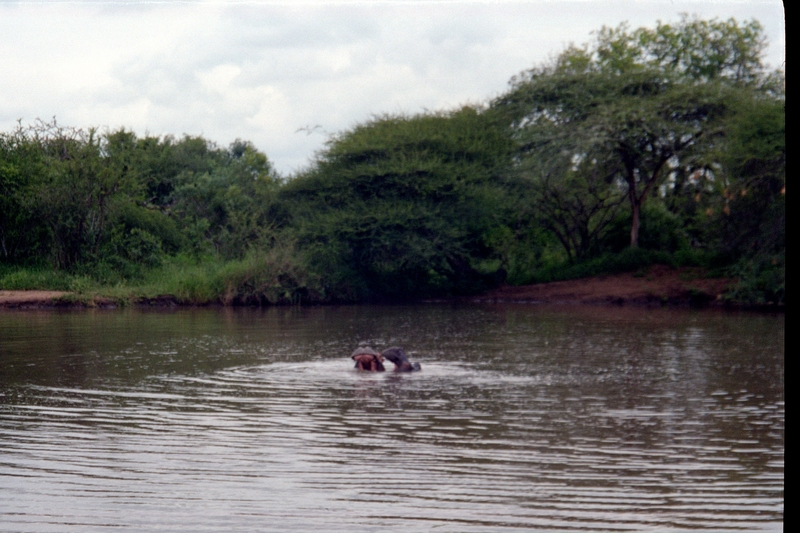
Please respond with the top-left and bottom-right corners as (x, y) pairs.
(0, 290), (122, 308)
(467, 265), (735, 307)
(0, 290), (73, 308)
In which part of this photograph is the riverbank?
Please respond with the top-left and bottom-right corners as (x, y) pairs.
(1, 264), (748, 309)
(0, 290), (118, 309)
(0, 290), (72, 308)
(464, 265), (737, 307)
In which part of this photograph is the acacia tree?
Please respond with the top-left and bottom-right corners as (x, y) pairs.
(493, 14), (781, 249)
(281, 107), (513, 300)
(505, 114), (627, 262)
(711, 96), (785, 303)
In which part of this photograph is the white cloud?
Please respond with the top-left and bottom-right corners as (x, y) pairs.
(0, 0), (785, 175)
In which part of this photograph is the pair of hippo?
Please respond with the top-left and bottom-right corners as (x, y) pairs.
(351, 346), (421, 372)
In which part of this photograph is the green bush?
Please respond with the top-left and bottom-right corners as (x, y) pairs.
(602, 202), (689, 254)
(0, 266), (82, 291)
(282, 108), (514, 300)
(532, 247), (674, 283)
(725, 254), (785, 305)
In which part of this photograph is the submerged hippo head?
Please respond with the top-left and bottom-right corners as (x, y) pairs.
(381, 347), (421, 372)
(351, 346), (385, 372)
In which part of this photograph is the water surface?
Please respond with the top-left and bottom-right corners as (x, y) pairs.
(0, 304), (784, 531)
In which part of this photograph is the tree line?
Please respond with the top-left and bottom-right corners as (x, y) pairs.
(0, 15), (784, 304)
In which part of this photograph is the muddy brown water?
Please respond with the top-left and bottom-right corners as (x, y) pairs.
(0, 304), (784, 531)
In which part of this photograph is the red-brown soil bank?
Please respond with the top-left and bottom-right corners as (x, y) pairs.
(468, 265), (734, 307)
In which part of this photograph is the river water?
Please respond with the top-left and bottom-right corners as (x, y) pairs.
(0, 304), (784, 532)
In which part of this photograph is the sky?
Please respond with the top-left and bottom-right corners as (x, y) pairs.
(0, 0), (785, 176)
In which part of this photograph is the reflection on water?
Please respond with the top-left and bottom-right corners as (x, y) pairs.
(0, 305), (784, 532)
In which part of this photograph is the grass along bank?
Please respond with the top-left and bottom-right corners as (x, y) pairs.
(1, 249), (782, 309)
(0, 248), (326, 307)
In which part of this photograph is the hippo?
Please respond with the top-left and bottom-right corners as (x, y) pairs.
(381, 347), (421, 372)
(351, 346), (385, 372)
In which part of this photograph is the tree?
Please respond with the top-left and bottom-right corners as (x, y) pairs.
(710, 97), (785, 303)
(170, 139), (280, 259)
(592, 15), (770, 84)
(281, 107), (513, 300)
(531, 156), (626, 263)
(0, 123), (49, 263)
(20, 120), (143, 269)
(493, 15), (781, 249)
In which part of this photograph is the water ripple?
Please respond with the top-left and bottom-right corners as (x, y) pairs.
(0, 306), (784, 532)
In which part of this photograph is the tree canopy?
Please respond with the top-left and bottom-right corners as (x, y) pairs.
(0, 120), (281, 275)
(281, 107), (513, 300)
(492, 14), (783, 252)
(1, 15), (785, 305)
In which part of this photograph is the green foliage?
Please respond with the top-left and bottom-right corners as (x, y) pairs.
(102, 227), (166, 280)
(0, 122), (282, 277)
(709, 97), (785, 303)
(111, 202), (184, 253)
(591, 15), (769, 84)
(0, 123), (53, 262)
(487, 14), (783, 303)
(0, 265), (78, 291)
(712, 98), (785, 257)
(171, 140), (280, 260)
(532, 247), (674, 283)
(496, 66), (745, 251)
(725, 253), (785, 305)
(98, 241), (322, 305)
(603, 201), (689, 253)
(0, 15), (785, 307)
(214, 242), (322, 305)
(282, 107), (513, 300)
(494, 14), (781, 254)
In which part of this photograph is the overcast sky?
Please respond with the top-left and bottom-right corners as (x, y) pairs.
(1, 0), (785, 175)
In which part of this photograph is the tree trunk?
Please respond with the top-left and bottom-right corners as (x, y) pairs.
(625, 163), (641, 249)
(630, 199), (640, 248)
